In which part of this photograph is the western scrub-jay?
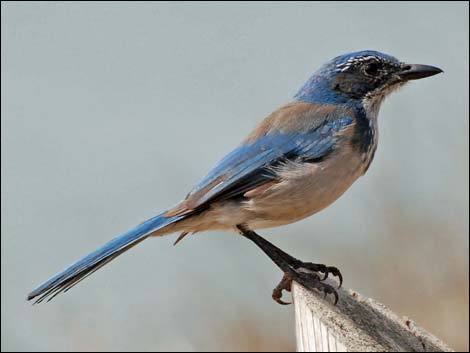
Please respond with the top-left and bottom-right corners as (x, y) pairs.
(28, 50), (442, 305)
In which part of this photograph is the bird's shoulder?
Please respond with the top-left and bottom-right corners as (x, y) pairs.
(164, 101), (359, 218)
(244, 101), (356, 143)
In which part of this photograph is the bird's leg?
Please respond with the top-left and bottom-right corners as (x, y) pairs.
(236, 224), (342, 305)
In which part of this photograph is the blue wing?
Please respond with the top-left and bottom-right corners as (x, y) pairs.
(166, 108), (354, 216)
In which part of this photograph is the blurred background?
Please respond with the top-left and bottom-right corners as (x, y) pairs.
(1, 2), (468, 351)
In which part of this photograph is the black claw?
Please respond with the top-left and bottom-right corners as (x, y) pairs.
(322, 283), (339, 305)
(321, 266), (343, 289)
(332, 290), (339, 305)
(330, 266), (343, 288)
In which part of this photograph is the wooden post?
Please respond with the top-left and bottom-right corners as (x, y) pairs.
(292, 281), (453, 352)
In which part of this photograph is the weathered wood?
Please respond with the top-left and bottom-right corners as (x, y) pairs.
(292, 281), (453, 352)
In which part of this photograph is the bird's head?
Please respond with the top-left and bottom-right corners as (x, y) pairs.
(295, 50), (443, 111)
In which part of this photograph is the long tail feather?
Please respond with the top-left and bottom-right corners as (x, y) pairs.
(27, 212), (184, 304)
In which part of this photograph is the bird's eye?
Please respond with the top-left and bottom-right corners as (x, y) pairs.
(364, 62), (380, 76)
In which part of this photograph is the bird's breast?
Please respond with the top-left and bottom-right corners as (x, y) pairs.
(243, 145), (369, 229)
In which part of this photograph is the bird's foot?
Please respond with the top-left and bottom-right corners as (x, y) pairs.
(272, 251), (342, 305)
(236, 225), (342, 305)
(291, 261), (343, 287)
(272, 266), (340, 305)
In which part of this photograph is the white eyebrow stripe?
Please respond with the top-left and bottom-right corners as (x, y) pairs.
(335, 55), (383, 72)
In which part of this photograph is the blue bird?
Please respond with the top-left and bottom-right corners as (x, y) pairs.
(27, 50), (442, 304)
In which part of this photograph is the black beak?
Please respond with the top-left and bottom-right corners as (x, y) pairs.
(398, 64), (443, 81)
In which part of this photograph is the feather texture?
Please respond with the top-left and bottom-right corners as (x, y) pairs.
(165, 102), (354, 217)
(27, 213), (185, 303)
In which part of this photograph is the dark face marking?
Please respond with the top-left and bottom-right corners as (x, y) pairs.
(331, 56), (402, 99)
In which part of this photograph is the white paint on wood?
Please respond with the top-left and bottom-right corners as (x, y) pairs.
(292, 281), (453, 352)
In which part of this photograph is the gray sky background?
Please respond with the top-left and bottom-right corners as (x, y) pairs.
(2, 2), (468, 351)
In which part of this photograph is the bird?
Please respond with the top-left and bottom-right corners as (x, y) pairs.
(27, 50), (442, 305)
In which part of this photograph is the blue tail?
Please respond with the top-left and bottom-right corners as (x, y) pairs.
(27, 212), (184, 304)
